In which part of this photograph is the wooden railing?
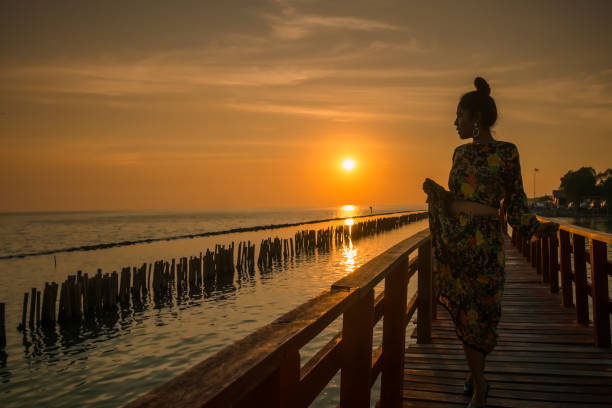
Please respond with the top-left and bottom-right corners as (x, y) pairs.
(125, 228), (433, 408)
(511, 218), (612, 348)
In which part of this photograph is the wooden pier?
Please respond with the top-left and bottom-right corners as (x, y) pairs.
(126, 219), (611, 408)
(402, 234), (612, 407)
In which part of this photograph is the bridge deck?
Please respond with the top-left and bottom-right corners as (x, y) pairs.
(403, 238), (612, 407)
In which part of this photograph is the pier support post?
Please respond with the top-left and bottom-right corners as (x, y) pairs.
(536, 238), (542, 275)
(279, 348), (300, 408)
(0, 303), (5, 349)
(340, 288), (373, 408)
(559, 230), (573, 307)
(417, 239), (432, 344)
(381, 258), (409, 407)
(549, 235), (559, 293)
(572, 234), (589, 325)
(541, 236), (550, 283)
(590, 239), (610, 348)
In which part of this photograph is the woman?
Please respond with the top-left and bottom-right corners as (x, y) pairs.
(423, 77), (557, 408)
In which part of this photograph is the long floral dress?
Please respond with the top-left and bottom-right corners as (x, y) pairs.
(424, 140), (539, 354)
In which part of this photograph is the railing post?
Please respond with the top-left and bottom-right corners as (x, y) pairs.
(541, 236), (550, 283)
(536, 238), (542, 275)
(279, 348), (300, 408)
(589, 239), (610, 348)
(380, 259), (409, 407)
(573, 234), (589, 325)
(524, 237), (530, 259)
(417, 239), (432, 344)
(236, 347), (300, 408)
(340, 288), (373, 407)
(559, 230), (573, 307)
(530, 241), (536, 267)
(549, 235), (559, 293)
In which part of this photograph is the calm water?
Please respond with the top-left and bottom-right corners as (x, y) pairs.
(553, 216), (612, 234)
(0, 205), (426, 407)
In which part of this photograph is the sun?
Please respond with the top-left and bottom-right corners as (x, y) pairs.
(342, 158), (356, 171)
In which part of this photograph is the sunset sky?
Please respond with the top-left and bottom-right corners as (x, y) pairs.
(1, 0), (611, 212)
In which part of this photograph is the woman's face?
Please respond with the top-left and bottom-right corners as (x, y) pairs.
(454, 104), (475, 140)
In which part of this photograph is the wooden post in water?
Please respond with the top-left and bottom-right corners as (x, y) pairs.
(340, 288), (374, 408)
(29, 288), (36, 327)
(572, 234), (589, 325)
(20, 292), (28, 330)
(380, 257), (409, 407)
(417, 239), (432, 344)
(0, 303), (5, 349)
(589, 239), (610, 347)
(52, 282), (58, 323)
(35, 290), (41, 327)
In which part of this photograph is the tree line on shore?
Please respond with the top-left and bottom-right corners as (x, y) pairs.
(559, 167), (611, 207)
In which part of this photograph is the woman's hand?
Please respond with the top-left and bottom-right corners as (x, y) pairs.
(422, 178), (439, 195)
(423, 178), (453, 214)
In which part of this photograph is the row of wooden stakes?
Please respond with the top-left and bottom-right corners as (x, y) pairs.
(16, 213), (426, 333)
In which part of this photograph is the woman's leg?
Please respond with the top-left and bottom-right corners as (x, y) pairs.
(462, 343), (487, 404)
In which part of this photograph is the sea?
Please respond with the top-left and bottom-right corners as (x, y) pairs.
(0, 205), (430, 408)
(1, 208), (610, 407)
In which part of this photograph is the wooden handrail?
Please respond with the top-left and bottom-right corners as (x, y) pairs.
(125, 228), (432, 407)
(511, 217), (611, 348)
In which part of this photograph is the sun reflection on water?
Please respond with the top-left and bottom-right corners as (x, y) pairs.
(341, 218), (359, 273)
(341, 243), (358, 273)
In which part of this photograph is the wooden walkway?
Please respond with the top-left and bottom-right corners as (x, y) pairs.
(403, 237), (612, 407)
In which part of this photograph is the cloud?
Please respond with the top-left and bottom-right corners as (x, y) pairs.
(265, 0), (404, 40)
(224, 101), (419, 121)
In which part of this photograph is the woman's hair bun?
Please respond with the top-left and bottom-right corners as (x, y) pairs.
(474, 77), (491, 96)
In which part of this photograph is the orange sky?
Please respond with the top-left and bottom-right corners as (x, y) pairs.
(1, 0), (611, 212)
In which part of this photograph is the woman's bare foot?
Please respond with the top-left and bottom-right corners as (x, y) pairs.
(463, 372), (473, 395)
(470, 377), (489, 406)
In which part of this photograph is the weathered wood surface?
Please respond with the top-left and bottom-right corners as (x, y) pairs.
(403, 237), (612, 407)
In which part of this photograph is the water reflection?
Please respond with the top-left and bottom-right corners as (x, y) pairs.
(340, 218), (359, 273)
(0, 212), (428, 408)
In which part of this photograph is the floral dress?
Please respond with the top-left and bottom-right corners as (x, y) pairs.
(424, 140), (539, 354)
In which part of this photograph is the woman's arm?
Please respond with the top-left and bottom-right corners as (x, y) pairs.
(504, 146), (540, 240)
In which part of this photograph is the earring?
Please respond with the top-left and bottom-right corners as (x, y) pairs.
(472, 127), (480, 138)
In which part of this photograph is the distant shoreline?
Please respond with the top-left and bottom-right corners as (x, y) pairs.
(0, 209), (427, 260)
